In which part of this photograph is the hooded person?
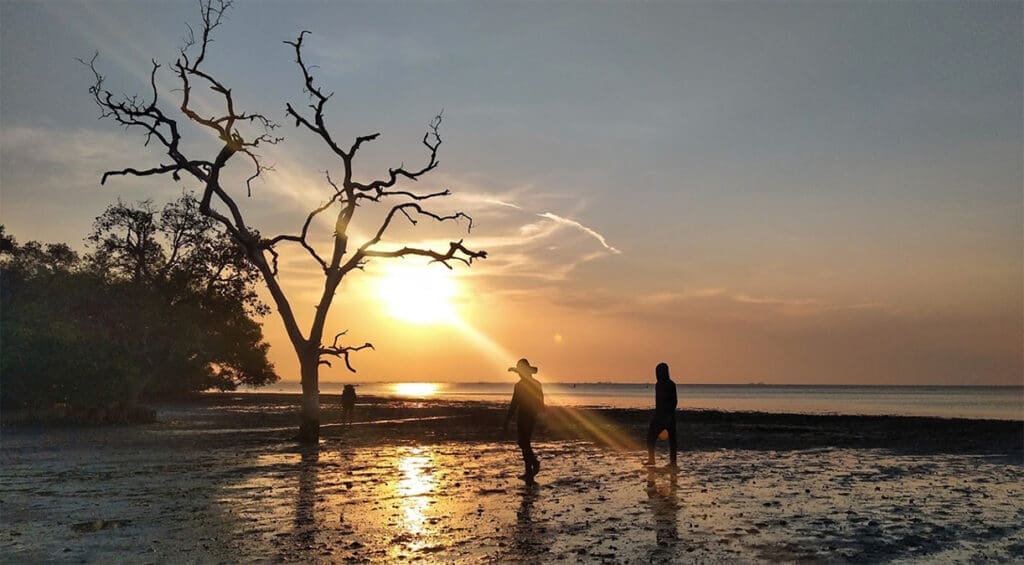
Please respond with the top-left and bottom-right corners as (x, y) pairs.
(646, 362), (678, 466)
(503, 358), (544, 483)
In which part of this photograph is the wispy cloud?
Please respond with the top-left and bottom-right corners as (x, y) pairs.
(537, 212), (621, 254)
(486, 199), (522, 210)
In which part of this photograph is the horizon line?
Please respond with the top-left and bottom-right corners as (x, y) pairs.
(248, 381), (1024, 388)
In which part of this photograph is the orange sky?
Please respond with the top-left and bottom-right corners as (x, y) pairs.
(1, 2), (1021, 385)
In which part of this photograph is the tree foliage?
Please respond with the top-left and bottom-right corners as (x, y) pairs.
(0, 195), (278, 422)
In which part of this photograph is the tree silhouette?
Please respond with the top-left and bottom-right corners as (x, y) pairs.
(84, 0), (485, 442)
(0, 207), (277, 420)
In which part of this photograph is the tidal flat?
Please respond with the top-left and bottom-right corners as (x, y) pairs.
(2, 394), (1022, 563)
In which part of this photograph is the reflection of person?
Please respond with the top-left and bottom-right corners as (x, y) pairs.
(341, 384), (357, 425)
(501, 483), (545, 560)
(646, 363), (678, 466)
(646, 466), (680, 554)
(503, 358), (545, 483)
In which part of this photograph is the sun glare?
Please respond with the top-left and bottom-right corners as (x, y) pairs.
(375, 264), (459, 325)
(392, 382), (439, 397)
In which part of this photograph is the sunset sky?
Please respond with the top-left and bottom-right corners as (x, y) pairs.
(2, 1), (1021, 385)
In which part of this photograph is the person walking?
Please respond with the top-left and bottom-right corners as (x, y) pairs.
(340, 384), (357, 425)
(646, 362), (678, 467)
(503, 358), (544, 483)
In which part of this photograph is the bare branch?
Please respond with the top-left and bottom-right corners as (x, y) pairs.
(375, 203), (473, 247)
(241, 150), (276, 196)
(85, 0), (278, 199)
(283, 31), (349, 160)
(358, 187), (451, 204)
(262, 170), (351, 272)
(192, 0), (231, 70)
(361, 239), (487, 269)
(102, 163), (188, 185)
(80, 54), (198, 182)
(338, 200), (483, 273)
(351, 112), (445, 195)
(263, 245), (281, 277)
(350, 132), (380, 156)
(320, 331), (374, 372)
(265, 234), (328, 272)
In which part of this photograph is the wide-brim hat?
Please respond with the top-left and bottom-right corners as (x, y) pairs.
(508, 358), (538, 376)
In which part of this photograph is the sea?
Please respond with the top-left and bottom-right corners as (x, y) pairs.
(240, 382), (1024, 421)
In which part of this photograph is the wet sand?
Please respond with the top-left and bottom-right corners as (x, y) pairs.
(2, 393), (1022, 563)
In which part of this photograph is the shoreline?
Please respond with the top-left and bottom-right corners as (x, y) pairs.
(8, 392), (1012, 459)
(2, 391), (1023, 562)
(197, 390), (1024, 419)
(225, 384), (1024, 421)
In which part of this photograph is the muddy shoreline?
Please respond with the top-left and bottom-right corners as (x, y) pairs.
(106, 392), (1024, 457)
(2, 393), (1022, 563)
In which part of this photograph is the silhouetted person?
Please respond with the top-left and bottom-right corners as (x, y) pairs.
(503, 358), (544, 483)
(340, 384), (356, 425)
(646, 362), (677, 466)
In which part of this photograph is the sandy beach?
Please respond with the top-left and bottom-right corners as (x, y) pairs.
(2, 393), (1022, 563)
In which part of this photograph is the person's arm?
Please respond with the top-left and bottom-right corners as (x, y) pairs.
(504, 385), (520, 431)
(670, 381), (678, 411)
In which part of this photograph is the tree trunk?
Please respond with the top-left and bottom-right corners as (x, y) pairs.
(297, 353), (320, 444)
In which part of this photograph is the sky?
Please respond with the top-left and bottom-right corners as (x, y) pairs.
(1, 1), (1021, 385)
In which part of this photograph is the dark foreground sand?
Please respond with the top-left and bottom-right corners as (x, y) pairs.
(2, 394), (1022, 563)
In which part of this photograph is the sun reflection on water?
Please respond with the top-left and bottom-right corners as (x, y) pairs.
(392, 382), (439, 398)
(395, 447), (437, 551)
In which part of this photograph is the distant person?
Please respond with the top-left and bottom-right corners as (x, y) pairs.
(646, 362), (678, 467)
(341, 384), (357, 425)
(503, 358), (545, 483)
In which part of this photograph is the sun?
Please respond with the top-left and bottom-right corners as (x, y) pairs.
(374, 263), (460, 325)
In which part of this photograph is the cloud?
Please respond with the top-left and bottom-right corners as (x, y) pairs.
(486, 199), (522, 210)
(368, 181), (622, 286)
(536, 212), (621, 254)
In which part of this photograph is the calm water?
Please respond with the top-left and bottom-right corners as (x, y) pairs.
(244, 382), (1024, 421)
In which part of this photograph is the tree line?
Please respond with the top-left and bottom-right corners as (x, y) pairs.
(0, 194), (278, 423)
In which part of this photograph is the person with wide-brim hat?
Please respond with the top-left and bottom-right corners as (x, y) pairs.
(503, 358), (544, 483)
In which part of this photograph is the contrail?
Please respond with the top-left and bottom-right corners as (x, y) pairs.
(537, 212), (621, 254)
(484, 198), (522, 210)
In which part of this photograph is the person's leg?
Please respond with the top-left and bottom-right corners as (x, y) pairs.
(668, 417), (677, 465)
(526, 417), (539, 475)
(646, 418), (660, 464)
(517, 422), (532, 478)
(519, 417), (539, 479)
(519, 417), (540, 479)
(519, 445), (532, 475)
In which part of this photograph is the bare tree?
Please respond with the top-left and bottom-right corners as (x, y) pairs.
(84, 0), (486, 443)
